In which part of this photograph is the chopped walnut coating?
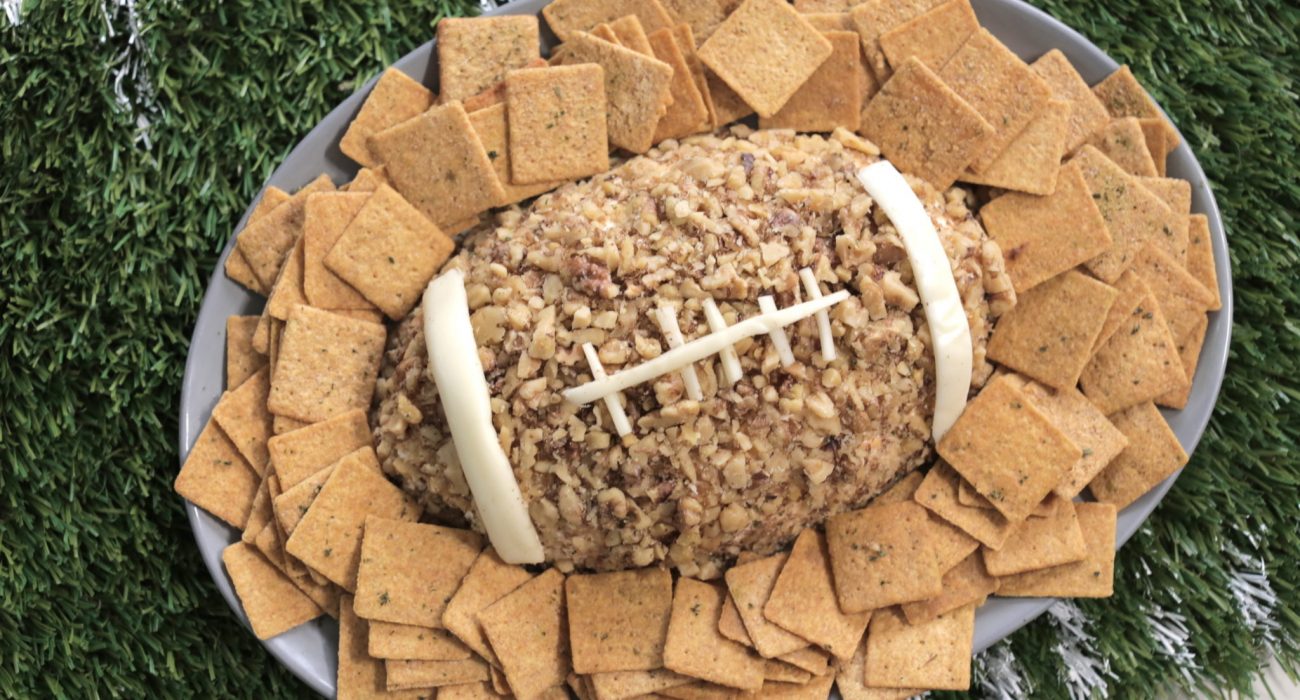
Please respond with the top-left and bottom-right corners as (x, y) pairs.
(373, 128), (1012, 576)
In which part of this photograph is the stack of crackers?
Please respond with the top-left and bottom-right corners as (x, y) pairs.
(175, 0), (1222, 697)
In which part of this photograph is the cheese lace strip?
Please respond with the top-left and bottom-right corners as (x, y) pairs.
(798, 267), (836, 362)
(654, 306), (704, 401)
(758, 296), (796, 367)
(581, 342), (632, 437)
(702, 298), (743, 386)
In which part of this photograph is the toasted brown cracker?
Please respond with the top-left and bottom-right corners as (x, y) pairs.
(1092, 65), (1180, 149)
(764, 660), (811, 684)
(251, 519), (341, 618)
(370, 102), (504, 229)
(1089, 401), (1188, 508)
(879, 0), (977, 71)
(760, 31), (863, 133)
(664, 578), (764, 691)
(235, 174), (335, 289)
(669, 24), (718, 128)
(794, 0), (852, 10)
(355, 517), (483, 627)
(590, 669), (694, 700)
(346, 166), (390, 193)
(242, 477), (274, 544)
(982, 497), (1087, 576)
(251, 308), (272, 354)
(505, 65), (610, 184)
(875, 470), (925, 505)
(266, 305), (386, 422)
(920, 505), (983, 573)
(661, 681), (743, 700)
(860, 57), (993, 190)
(774, 647), (829, 676)
(443, 548), (534, 667)
(705, 69), (755, 126)
(479, 569), (571, 700)
(264, 236), (308, 321)
(1128, 243), (1215, 345)
(987, 270), (1119, 390)
(543, 0), (675, 42)
(591, 22), (623, 45)
(225, 316), (266, 391)
(175, 421), (259, 529)
(1086, 117), (1159, 177)
(609, 15), (654, 55)
(901, 551), (999, 625)
(863, 605), (974, 690)
(835, 638), (920, 700)
(223, 542), (322, 639)
(914, 463), (1018, 549)
(569, 673), (596, 700)
(267, 408), (370, 489)
(438, 16), (541, 102)
(272, 460), (334, 536)
(301, 192), (375, 311)
(369, 620), (474, 661)
(743, 675), (835, 700)
(1157, 315), (1209, 410)
(763, 530), (870, 659)
(825, 501), (942, 612)
(564, 32), (675, 154)
(1091, 270), (1151, 353)
(724, 554), (811, 658)
(1073, 145), (1187, 282)
(566, 568), (673, 673)
(339, 68), (434, 168)
(800, 12), (853, 31)
(467, 103), (563, 206)
(1031, 49), (1112, 152)
(1080, 291), (1188, 414)
(848, 0), (946, 82)
(212, 367), (273, 476)
(699, 0), (833, 118)
(272, 415), (309, 436)
(956, 479), (1057, 518)
(998, 502), (1117, 597)
(387, 658), (491, 691)
(1018, 380), (1129, 499)
(649, 30), (712, 143)
(225, 187), (289, 294)
(341, 595), (432, 700)
(661, 0), (742, 44)
(464, 56), (551, 113)
(938, 375), (1081, 522)
(267, 317), (283, 379)
(441, 683), (500, 700)
(961, 99), (1070, 195)
(1139, 119), (1169, 176)
(718, 593), (754, 647)
(1139, 176), (1192, 219)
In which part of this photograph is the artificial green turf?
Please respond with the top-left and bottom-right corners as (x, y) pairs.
(0, 0), (1296, 698)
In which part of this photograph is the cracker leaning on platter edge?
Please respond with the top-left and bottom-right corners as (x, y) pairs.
(175, 1), (1222, 697)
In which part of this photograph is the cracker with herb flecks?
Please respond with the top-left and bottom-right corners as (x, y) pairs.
(588, 22), (622, 45)
(760, 31), (864, 133)
(1139, 176), (1192, 220)
(1127, 243), (1215, 344)
(479, 569), (571, 700)
(661, 0), (741, 44)
(1092, 65), (1180, 149)
(346, 166), (389, 193)
(443, 549), (534, 668)
(724, 553), (811, 658)
(660, 681), (743, 700)
(272, 415), (308, 436)
(370, 102), (504, 230)
(864, 604), (974, 691)
(225, 187), (290, 294)
(251, 518), (342, 618)
(1139, 118), (1169, 176)
(825, 501), (943, 612)
(464, 56), (551, 113)
(226, 315), (265, 390)
(914, 463), (1020, 550)
(438, 16), (541, 103)
(242, 476), (274, 544)
(589, 668), (694, 700)
(667, 24), (718, 129)
(920, 506), (983, 574)
(175, 420), (260, 529)
(1091, 270), (1151, 353)
(717, 593), (753, 647)
(354, 517), (483, 627)
(763, 530), (870, 660)
(466, 103), (564, 206)
(301, 192), (375, 311)
(699, 0), (833, 118)
(960, 98), (1070, 195)
(340, 68), (434, 168)
(794, 0), (852, 10)
(1073, 145), (1187, 282)
(1031, 49), (1111, 152)
(987, 270), (1119, 390)
(267, 408), (370, 489)
(264, 235), (308, 323)
(705, 69), (755, 126)
(982, 497), (1087, 576)
(835, 637), (921, 700)
(1085, 117), (1158, 177)
(1080, 291), (1187, 414)
(663, 578), (764, 691)
(998, 502), (1118, 597)
(267, 317), (283, 381)
(542, 0), (675, 41)
(649, 29), (712, 143)
(956, 479), (1058, 518)
(776, 646), (830, 676)
(901, 551), (999, 625)
(860, 57), (993, 190)
(266, 305), (386, 422)
(563, 32), (675, 154)
(212, 366), (273, 476)
(1016, 380), (1129, 499)
(222, 542), (322, 639)
(505, 65), (611, 184)
(1157, 314), (1210, 410)
(441, 683), (499, 700)
(747, 675), (836, 700)
(848, 0), (946, 82)
(340, 596), (434, 700)
(272, 463), (335, 536)
(875, 470), (925, 505)
(764, 660), (812, 684)
(566, 568), (673, 673)
(879, 0), (978, 72)
(369, 620), (473, 661)
(799, 12), (852, 31)
(251, 307), (272, 355)
(235, 174), (335, 290)
(387, 658), (492, 691)
(1090, 401), (1188, 508)
(608, 15), (654, 55)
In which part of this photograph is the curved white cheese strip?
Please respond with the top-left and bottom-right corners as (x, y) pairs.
(702, 298), (743, 386)
(423, 270), (545, 564)
(581, 342), (632, 437)
(654, 306), (704, 401)
(798, 267), (836, 362)
(856, 161), (972, 442)
(757, 296), (796, 367)
(565, 291), (849, 406)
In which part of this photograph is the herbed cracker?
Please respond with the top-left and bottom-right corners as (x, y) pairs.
(242, 476), (274, 545)
(705, 69), (755, 126)
(340, 596), (434, 700)
(913, 463), (1019, 550)
(340, 68), (435, 168)
(589, 668), (694, 700)
(1018, 380), (1129, 499)
(264, 235), (308, 322)
(998, 502), (1118, 597)
(1139, 118), (1169, 177)
(1128, 243), (1215, 346)
(354, 516), (484, 627)
(649, 29), (712, 143)
(956, 479), (1057, 518)
(442, 683), (501, 700)
(698, 0), (833, 118)
(1092, 65), (1180, 149)
(981, 497), (1087, 576)
(825, 501), (943, 612)
(759, 31), (864, 133)
(986, 270), (1119, 390)
(774, 644), (830, 676)
(591, 22), (623, 46)
(270, 461), (333, 535)
(174, 420), (259, 529)
(235, 174), (335, 290)
(443, 548), (534, 668)
(875, 470), (925, 505)
(834, 638), (921, 700)
(267, 408), (370, 489)
(542, 0), (675, 42)
(566, 568), (673, 673)
(225, 187), (290, 294)
(960, 98), (1070, 195)
(1157, 314), (1210, 410)
(468, 105), (564, 208)
(763, 530), (870, 660)
(1073, 145), (1187, 282)
(1139, 176), (1192, 218)
(386, 658), (492, 691)
(1085, 117), (1159, 177)
(464, 56), (551, 113)
(745, 675), (836, 700)
(659, 0), (742, 44)
(301, 191), (375, 311)
(226, 315), (265, 390)
(1089, 401), (1189, 508)
(859, 56), (993, 190)
(848, 0), (946, 82)
(222, 542), (322, 639)
(346, 166), (390, 193)
(505, 65), (610, 184)
(438, 16), (541, 102)
(724, 554), (811, 658)
(801, 12), (853, 31)
(764, 660), (812, 685)
(252, 307), (272, 355)
(479, 569), (571, 700)
(937, 375), (1081, 522)
(717, 593), (754, 647)
(609, 15), (655, 56)
(369, 102), (505, 230)
(251, 519), (341, 618)
(212, 366), (273, 476)
(660, 681), (745, 700)
(1091, 270), (1152, 353)
(919, 506), (982, 573)
(663, 578), (764, 691)
(900, 551), (999, 625)
(669, 24), (718, 129)
(272, 414), (309, 436)
(794, 0), (852, 10)
(1030, 49), (1112, 152)
(1080, 291), (1188, 415)
(863, 605), (974, 691)
(369, 620), (474, 661)
(878, 0), (978, 72)
(284, 446), (418, 591)
(563, 32), (675, 154)
(266, 305), (387, 422)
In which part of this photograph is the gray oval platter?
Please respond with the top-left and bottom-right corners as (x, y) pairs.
(178, 0), (1234, 695)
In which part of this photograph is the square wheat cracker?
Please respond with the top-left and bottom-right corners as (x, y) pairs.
(301, 191), (375, 311)
(226, 315), (265, 390)
(1139, 176), (1192, 218)
(589, 668), (693, 700)
(241, 476), (274, 544)
(801, 12), (853, 31)
(660, 682), (745, 700)
(914, 463), (1019, 550)
(563, 32), (675, 154)
(438, 16), (541, 102)
(648, 29), (712, 143)
(763, 529), (870, 660)
(346, 166), (389, 193)
(250, 518), (341, 617)
(443, 548), (534, 667)
(999, 502), (1118, 597)
(270, 456), (335, 536)
(566, 568), (673, 673)
(479, 569), (571, 700)
(825, 501), (942, 612)
(441, 684), (498, 700)
(263, 235), (309, 323)
(339, 595), (434, 700)
(705, 69), (754, 126)
(698, 0), (833, 118)
(960, 99), (1070, 195)
(505, 65), (610, 184)
(1091, 270), (1151, 353)
(878, 0), (978, 72)
(267, 408), (370, 489)
(609, 15), (654, 56)
(760, 31), (863, 133)
(1089, 401), (1189, 508)
(1140, 119), (1169, 176)
(464, 56), (551, 112)
(340, 68), (434, 168)
(765, 660), (812, 685)
(835, 638), (921, 700)
(1157, 314), (1210, 409)
(660, 0), (740, 44)
(865, 604), (974, 690)
(212, 366), (273, 476)
(860, 57), (993, 190)
(369, 620), (473, 661)
(663, 578), (764, 691)
(848, 0), (946, 82)
(174, 420), (259, 529)
(1080, 291), (1188, 414)
(668, 24), (719, 128)
(354, 516), (483, 627)
(224, 186), (289, 294)
(1017, 380), (1129, 499)
(467, 103), (564, 206)
(982, 497), (1087, 576)
(724, 553), (812, 658)
(235, 174), (335, 289)
(986, 270), (1119, 390)
(387, 658), (491, 691)
(901, 551), (999, 625)
(1092, 65), (1180, 148)
(776, 647), (829, 676)
(588, 23), (622, 45)
(956, 478), (1057, 518)
(876, 470), (925, 504)
(1031, 49), (1111, 152)
(746, 675), (835, 700)
(718, 593), (753, 647)
(542, 0), (674, 42)
(223, 542), (322, 639)
(1128, 243), (1214, 344)
(266, 305), (386, 422)
(918, 505), (982, 573)
(1085, 117), (1159, 177)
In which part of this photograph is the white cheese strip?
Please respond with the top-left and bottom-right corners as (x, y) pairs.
(798, 267), (836, 362)
(654, 306), (704, 401)
(758, 296), (796, 367)
(423, 270), (545, 564)
(581, 342), (633, 437)
(702, 298), (743, 386)
(565, 291), (849, 405)
(856, 161), (972, 442)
